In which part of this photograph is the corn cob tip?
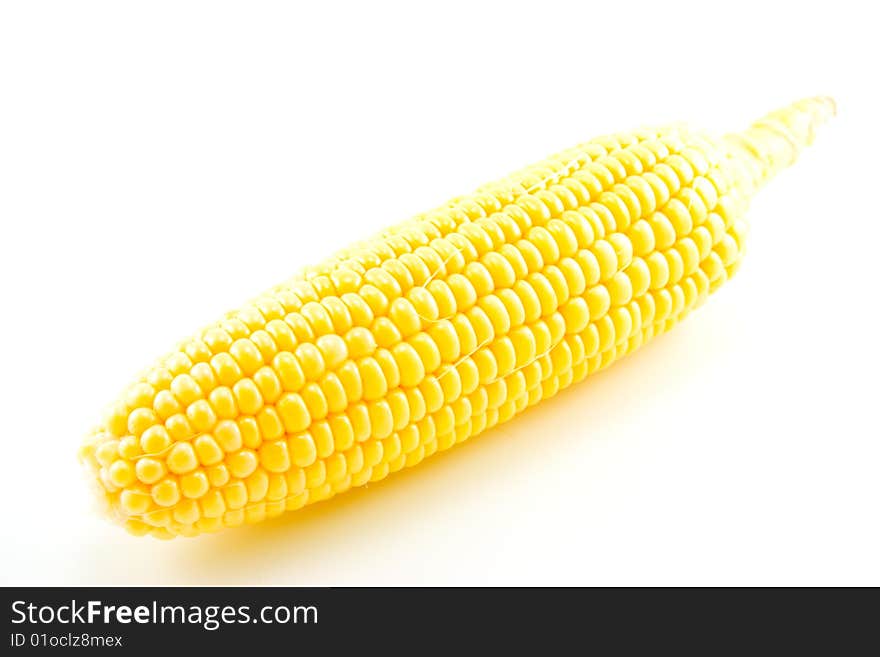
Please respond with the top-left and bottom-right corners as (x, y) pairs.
(726, 95), (836, 189)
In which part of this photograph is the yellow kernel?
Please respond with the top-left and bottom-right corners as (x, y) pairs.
(586, 285), (611, 320)
(152, 389), (181, 420)
(648, 212), (677, 249)
(127, 407), (158, 438)
(305, 461), (326, 488)
(372, 317), (402, 348)
(151, 478), (181, 507)
(408, 333), (441, 375)
(208, 386), (238, 419)
(277, 393), (311, 433)
(230, 338), (264, 375)
(186, 398), (217, 433)
(259, 440), (291, 473)
(223, 481), (248, 510)
(165, 414), (194, 441)
(295, 343), (325, 380)
(288, 433), (318, 468)
(120, 488), (152, 515)
(316, 334), (347, 371)
(190, 362), (217, 393)
(108, 460), (136, 487)
(193, 434), (224, 466)
(253, 366), (282, 404)
(389, 297), (421, 338)
(392, 342), (425, 387)
(646, 251), (670, 289)
(358, 357), (388, 401)
(167, 442), (199, 475)
(135, 457), (166, 484)
(232, 378), (263, 415)
(627, 257), (652, 297)
(210, 352), (243, 387)
(447, 273), (477, 312)
(561, 298), (590, 334)
(227, 449), (259, 478)
(607, 271), (633, 306)
(212, 419), (242, 453)
(310, 421), (334, 458)
(180, 470), (210, 499)
(140, 424), (171, 455)
(368, 400), (394, 439)
(301, 382), (328, 420)
(344, 327), (377, 359)
(202, 462), (227, 488)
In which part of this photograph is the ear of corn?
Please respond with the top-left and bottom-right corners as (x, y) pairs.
(79, 97), (834, 538)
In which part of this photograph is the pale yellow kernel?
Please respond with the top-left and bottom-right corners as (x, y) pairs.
(666, 248), (685, 285)
(368, 400), (394, 439)
(208, 386), (238, 419)
(135, 458), (166, 484)
(447, 273), (477, 312)
(108, 459), (136, 487)
(388, 297), (421, 338)
(167, 442), (199, 475)
(586, 285), (611, 320)
(152, 389), (181, 420)
(180, 470), (210, 499)
(127, 407), (158, 438)
(408, 333), (441, 375)
(193, 434), (224, 466)
(173, 499), (200, 525)
(285, 432), (315, 468)
(212, 419), (241, 453)
(590, 240), (618, 282)
(626, 258), (652, 297)
(305, 421), (331, 459)
(561, 298), (590, 334)
(315, 334), (347, 371)
(608, 271), (633, 306)
(664, 198), (693, 236)
(251, 366), (281, 404)
(151, 478), (181, 507)
(374, 349), (401, 389)
(210, 352), (243, 387)
(223, 481), (248, 510)
(190, 362), (217, 393)
(229, 338), (264, 375)
(139, 424), (171, 455)
(272, 351), (305, 393)
(258, 440), (290, 473)
(276, 392), (310, 433)
(391, 342), (425, 387)
(165, 414), (194, 441)
(227, 449), (259, 479)
(186, 398), (217, 433)
(345, 402), (369, 442)
(357, 356), (388, 402)
(120, 488), (152, 515)
(206, 464), (230, 487)
(646, 251), (670, 289)
(239, 417), (262, 449)
(294, 342), (324, 381)
(170, 374), (203, 406)
(676, 237), (702, 276)
(648, 212), (677, 250)
(344, 327), (376, 359)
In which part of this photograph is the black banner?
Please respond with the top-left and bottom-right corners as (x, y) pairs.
(1, 587), (874, 651)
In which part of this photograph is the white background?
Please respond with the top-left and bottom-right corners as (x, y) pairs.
(1, 1), (877, 586)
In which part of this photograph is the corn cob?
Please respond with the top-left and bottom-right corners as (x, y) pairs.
(80, 97), (834, 539)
